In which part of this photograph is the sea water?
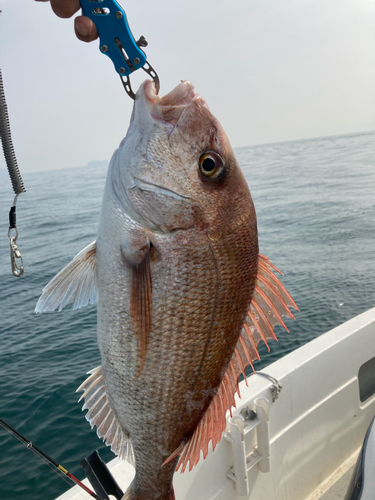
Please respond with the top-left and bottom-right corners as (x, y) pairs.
(0, 131), (374, 499)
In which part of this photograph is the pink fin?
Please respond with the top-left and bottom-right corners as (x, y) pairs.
(258, 257), (299, 311)
(162, 441), (186, 467)
(76, 366), (135, 465)
(174, 254), (297, 472)
(130, 250), (152, 378)
(174, 375), (234, 472)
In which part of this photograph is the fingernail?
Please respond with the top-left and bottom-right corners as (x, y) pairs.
(76, 22), (89, 37)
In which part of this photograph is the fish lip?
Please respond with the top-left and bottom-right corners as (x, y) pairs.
(134, 80), (198, 135)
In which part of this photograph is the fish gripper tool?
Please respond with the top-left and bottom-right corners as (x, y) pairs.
(80, 0), (160, 99)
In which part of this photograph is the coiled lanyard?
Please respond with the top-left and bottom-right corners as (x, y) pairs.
(0, 65), (25, 278)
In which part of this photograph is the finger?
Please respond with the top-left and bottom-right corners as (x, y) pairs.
(50, 0), (81, 18)
(74, 16), (99, 43)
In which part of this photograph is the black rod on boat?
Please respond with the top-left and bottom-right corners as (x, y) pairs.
(0, 418), (103, 500)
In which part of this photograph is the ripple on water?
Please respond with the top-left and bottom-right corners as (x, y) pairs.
(1, 133), (375, 499)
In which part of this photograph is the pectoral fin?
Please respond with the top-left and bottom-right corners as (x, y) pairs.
(121, 237), (153, 378)
(35, 241), (98, 313)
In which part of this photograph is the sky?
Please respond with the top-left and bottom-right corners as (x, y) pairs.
(0, 0), (374, 173)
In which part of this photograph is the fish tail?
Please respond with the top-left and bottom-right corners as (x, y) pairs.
(122, 482), (175, 500)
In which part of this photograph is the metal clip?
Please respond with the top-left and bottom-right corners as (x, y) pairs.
(8, 228), (24, 277)
(80, 0), (160, 99)
(254, 372), (283, 402)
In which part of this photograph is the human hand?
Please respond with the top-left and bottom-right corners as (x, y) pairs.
(35, 0), (99, 42)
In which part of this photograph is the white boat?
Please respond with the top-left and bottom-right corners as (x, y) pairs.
(57, 307), (375, 500)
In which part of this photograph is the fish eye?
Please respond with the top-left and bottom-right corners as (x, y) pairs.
(199, 151), (225, 179)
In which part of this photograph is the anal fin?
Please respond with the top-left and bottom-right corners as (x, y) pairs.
(77, 366), (134, 465)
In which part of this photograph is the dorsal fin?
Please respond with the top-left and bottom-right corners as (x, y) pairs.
(171, 254), (298, 472)
(35, 241), (97, 313)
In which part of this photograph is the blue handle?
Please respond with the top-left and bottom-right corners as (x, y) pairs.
(80, 0), (147, 76)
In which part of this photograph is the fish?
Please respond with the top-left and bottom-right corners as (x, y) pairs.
(35, 80), (298, 500)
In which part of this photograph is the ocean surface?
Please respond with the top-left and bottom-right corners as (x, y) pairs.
(0, 131), (374, 500)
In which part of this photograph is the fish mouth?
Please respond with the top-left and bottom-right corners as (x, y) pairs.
(112, 80), (200, 232)
(132, 80), (198, 135)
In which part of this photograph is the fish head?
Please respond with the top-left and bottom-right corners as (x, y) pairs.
(112, 80), (255, 236)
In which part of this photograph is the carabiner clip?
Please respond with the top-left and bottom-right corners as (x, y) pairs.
(8, 228), (24, 278)
(80, 0), (160, 99)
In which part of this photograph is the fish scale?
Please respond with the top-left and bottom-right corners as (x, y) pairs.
(107, 234), (226, 491)
(36, 80), (297, 500)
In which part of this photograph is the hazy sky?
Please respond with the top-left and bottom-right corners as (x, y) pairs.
(0, 0), (374, 173)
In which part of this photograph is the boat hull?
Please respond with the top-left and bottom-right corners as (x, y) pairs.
(57, 307), (375, 500)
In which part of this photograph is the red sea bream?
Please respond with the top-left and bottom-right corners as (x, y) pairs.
(36, 80), (298, 500)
